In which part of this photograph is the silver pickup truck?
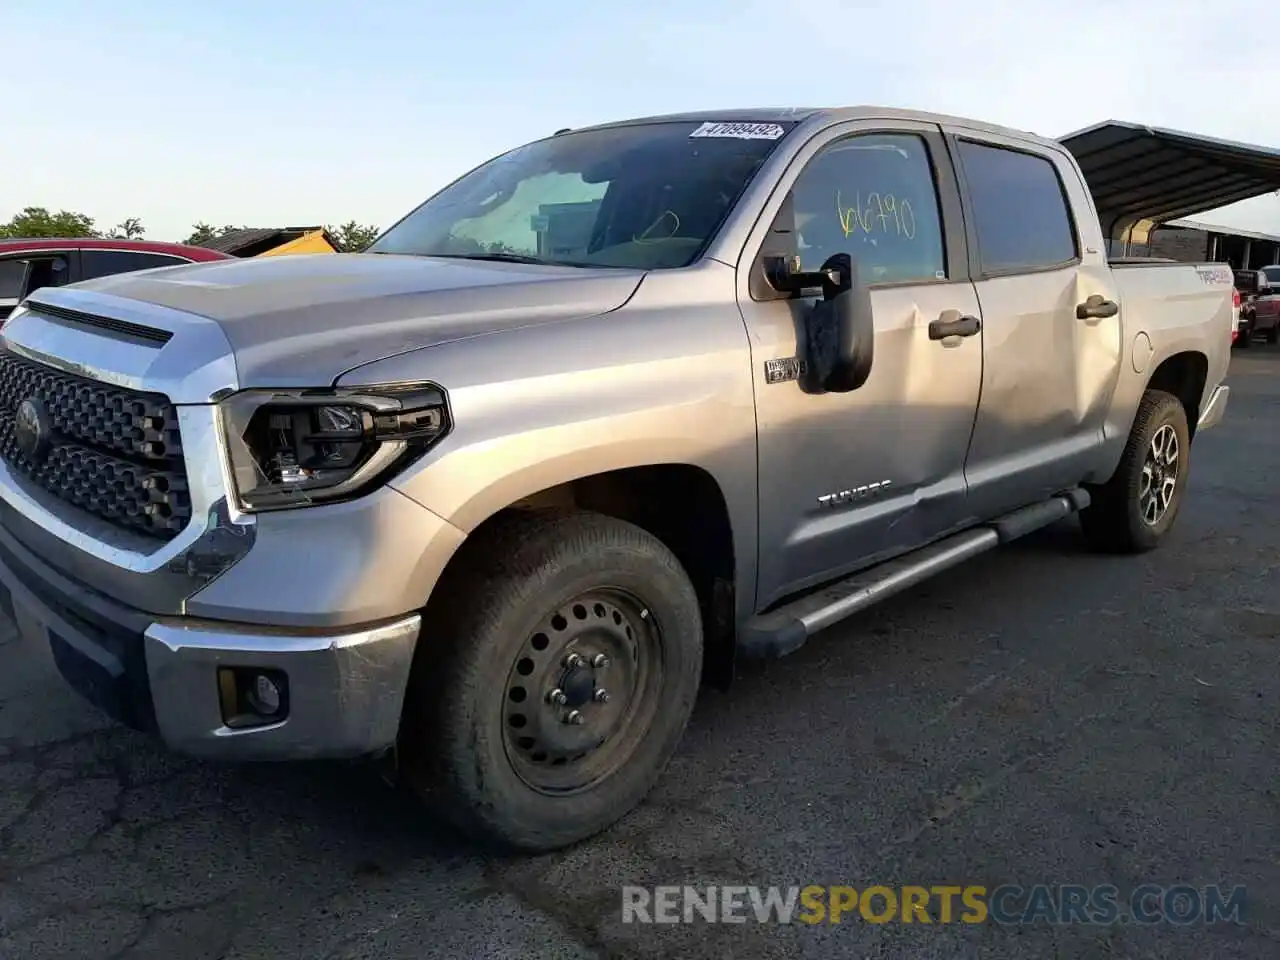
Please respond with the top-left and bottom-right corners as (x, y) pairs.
(0, 107), (1232, 851)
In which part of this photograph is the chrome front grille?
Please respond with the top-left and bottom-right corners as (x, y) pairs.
(0, 348), (192, 540)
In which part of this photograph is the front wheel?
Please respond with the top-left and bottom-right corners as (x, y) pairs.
(400, 509), (703, 852)
(1080, 389), (1191, 554)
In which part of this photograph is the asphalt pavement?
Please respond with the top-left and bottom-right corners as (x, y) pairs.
(1, 348), (1278, 959)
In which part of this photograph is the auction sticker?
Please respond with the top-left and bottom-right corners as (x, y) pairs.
(690, 121), (786, 140)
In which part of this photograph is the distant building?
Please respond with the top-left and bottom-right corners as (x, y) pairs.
(1146, 219), (1280, 270)
(201, 226), (339, 258)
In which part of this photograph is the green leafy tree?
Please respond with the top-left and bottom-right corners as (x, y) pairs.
(327, 221), (381, 252)
(109, 217), (145, 239)
(0, 206), (101, 239)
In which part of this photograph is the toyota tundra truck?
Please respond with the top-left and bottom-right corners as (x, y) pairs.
(0, 107), (1233, 852)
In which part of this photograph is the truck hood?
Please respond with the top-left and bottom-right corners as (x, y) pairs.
(60, 253), (644, 387)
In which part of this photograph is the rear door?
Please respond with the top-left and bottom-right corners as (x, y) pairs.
(737, 119), (985, 608)
(943, 128), (1122, 518)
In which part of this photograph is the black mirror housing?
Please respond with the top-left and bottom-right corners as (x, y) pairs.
(801, 253), (874, 393)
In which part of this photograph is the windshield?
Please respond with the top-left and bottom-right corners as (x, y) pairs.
(1263, 266), (1280, 284)
(368, 120), (795, 269)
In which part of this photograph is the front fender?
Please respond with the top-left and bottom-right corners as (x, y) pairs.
(337, 267), (760, 614)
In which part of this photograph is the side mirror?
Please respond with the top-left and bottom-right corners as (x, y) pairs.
(763, 252), (874, 393)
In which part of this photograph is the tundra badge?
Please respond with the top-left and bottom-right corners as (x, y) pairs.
(817, 480), (892, 508)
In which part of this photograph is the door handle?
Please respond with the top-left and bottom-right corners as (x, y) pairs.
(1077, 294), (1119, 322)
(928, 312), (981, 340)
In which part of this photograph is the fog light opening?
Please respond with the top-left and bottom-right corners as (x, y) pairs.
(218, 666), (290, 728)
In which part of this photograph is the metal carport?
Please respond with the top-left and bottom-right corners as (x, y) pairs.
(1058, 121), (1280, 256)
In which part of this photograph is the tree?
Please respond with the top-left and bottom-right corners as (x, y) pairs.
(109, 217), (145, 239)
(327, 221), (380, 253)
(0, 206), (100, 239)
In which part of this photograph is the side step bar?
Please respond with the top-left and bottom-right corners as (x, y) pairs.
(737, 488), (1090, 658)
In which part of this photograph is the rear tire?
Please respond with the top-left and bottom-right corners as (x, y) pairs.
(1266, 323), (1279, 345)
(1080, 389), (1190, 554)
(1238, 323), (1254, 348)
(400, 509), (703, 852)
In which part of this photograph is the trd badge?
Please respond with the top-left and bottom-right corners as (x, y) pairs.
(764, 357), (806, 384)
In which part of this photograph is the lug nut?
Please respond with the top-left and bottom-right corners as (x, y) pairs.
(593, 688), (610, 703)
(547, 688), (567, 705)
(563, 709), (584, 725)
(564, 653), (584, 669)
(592, 654), (610, 668)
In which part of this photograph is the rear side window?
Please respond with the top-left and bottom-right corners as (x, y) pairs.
(80, 250), (187, 280)
(957, 141), (1077, 273)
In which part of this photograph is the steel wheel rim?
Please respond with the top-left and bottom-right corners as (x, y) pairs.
(501, 587), (665, 795)
(1140, 423), (1179, 526)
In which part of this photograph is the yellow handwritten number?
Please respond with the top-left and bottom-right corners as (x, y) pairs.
(835, 190), (916, 240)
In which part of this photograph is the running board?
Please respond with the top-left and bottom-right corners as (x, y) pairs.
(737, 488), (1090, 658)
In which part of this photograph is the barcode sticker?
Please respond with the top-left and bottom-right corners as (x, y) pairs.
(689, 122), (786, 141)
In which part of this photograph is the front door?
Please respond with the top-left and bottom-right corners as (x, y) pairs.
(736, 120), (985, 610)
(943, 130), (1122, 518)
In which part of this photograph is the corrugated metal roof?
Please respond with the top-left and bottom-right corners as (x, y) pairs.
(201, 226), (327, 255)
(1059, 121), (1280, 241)
(201, 228), (291, 254)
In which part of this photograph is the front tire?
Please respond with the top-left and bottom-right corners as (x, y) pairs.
(1080, 389), (1190, 554)
(401, 509), (703, 852)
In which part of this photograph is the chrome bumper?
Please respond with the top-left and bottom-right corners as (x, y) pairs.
(1198, 384), (1230, 432)
(145, 615), (421, 760)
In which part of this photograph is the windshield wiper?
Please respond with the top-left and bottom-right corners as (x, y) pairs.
(432, 252), (552, 265)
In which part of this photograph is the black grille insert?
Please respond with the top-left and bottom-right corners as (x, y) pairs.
(0, 349), (191, 540)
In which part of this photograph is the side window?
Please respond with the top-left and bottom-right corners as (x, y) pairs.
(786, 132), (947, 285)
(20, 256), (71, 298)
(957, 141), (1077, 273)
(80, 250), (186, 281)
(0, 259), (25, 301)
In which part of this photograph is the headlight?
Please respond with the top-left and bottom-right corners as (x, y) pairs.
(218, 383), (450, 512)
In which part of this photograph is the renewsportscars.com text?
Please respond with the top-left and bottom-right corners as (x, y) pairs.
(621, 884), (1246, 926)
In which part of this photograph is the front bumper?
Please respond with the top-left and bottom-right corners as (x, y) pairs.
(1198, 383), (1230, 433)
(0, 522), (420, 761)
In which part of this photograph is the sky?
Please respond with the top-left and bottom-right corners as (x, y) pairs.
(4, 0), (1279, 242)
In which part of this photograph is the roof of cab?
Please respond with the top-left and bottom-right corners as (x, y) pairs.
(567, 105), (1058, 147)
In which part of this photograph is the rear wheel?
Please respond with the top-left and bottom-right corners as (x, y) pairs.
(1080, 389), (1190, 554)
(400, 509), (703, 852)
(1266, 322), (1279, 345)
(1238, 320), (1254, 347)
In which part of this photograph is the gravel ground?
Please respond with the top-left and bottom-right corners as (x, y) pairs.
(1, 348), (1277, 959)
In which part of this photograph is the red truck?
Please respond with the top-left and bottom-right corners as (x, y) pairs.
(1233, 267), (1280, 348)
(0, 238), (232, 322)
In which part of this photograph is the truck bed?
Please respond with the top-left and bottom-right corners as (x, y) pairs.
(1109, 259), (1234, 411)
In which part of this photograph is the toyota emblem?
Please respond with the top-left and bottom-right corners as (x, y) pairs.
(14, 397), (51, 463)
